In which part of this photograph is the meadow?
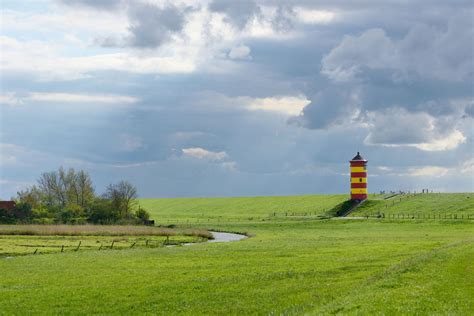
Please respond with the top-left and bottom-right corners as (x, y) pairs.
(140, 194), (348, 222)
(0, 225), (211, 257)
(0, 194), (473, 314)
(349, 193), (474, 217)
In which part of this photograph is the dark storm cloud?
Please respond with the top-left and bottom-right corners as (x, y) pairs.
(126, 3), (188, 48)
(209, 0), (262, 29)
(290, 87), (360, 130)
(295, 7), (473, 148)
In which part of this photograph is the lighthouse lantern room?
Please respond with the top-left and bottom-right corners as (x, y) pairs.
(350, 152), (368, 200)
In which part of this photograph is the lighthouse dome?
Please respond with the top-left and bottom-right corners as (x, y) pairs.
(351, 152), (366, 161)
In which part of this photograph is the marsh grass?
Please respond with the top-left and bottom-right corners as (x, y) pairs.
(0, 224), (212, 239)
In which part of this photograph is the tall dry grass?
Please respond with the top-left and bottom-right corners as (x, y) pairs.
(0, 225), (212, 239)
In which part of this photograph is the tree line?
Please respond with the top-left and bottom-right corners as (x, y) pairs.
(0, 167), (150, 225)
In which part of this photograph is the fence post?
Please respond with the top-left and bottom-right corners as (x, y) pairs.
(110, 241), (115, 249)
(76, 241), (81, 251)
(61, 245), (64, 253)
(33, 249), (38, 255)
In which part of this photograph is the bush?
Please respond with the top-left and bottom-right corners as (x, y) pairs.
(135, 208), (150, 222)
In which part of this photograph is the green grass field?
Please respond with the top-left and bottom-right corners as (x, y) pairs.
(350, 193), (474, 217)
(1, 194), (473, 314)
(140, 194), (348, 222)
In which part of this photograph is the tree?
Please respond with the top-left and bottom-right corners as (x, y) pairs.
(17, 186), (42, 209)
(135, 207), (150, 223)
(14, 168), (145, 224)
(103, 181), (138, 218)
(36, 167), (94, 208)
(76, 170), (95, 207)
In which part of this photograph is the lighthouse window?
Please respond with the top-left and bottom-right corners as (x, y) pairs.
(359, 178), (362, 182)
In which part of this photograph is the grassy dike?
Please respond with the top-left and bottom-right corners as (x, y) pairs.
(0, 194), (473, 314)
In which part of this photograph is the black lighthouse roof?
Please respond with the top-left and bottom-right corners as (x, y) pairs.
(351, 152), (366, 161)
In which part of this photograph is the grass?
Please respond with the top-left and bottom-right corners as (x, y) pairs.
(0, 235), (204, 256)
(0, 225), (212, 257)
(0, 193), (473, 314)
(350, 193), (474, 217)
(0, 224), (212, 238)
(140, 194), (348, 222)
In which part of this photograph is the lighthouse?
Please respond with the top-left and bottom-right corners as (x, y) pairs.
(350, 152), (368, 200)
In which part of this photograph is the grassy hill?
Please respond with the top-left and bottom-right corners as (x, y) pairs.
(140, 194), (348, 222)
(349, 193), (474, 217)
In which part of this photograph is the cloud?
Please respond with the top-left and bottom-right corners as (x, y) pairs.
(2, 7), (128, 35)
(182, 147), (229, 161)
(245, 96), (310, 116)
(407, 166), (450, 177)
(228, 45), (251, 60)
(0, 36), (196, 80)
(0, 93), (24, 106)
(209, 0), (261, 29)
(293, 7), (335, 24)
(13, 92), (137, 104)
(321, 20), (474, 82)
(125, 3), (188, 48)
(460, 158), (474, 174)
(364, 108), (466, 151)
(196, 92), (310, 116)
(291, 87), (361, 129)
(57, 0), (124, 10)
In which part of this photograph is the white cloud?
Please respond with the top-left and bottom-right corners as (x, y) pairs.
(182, 147), (229, 161)
(0, 92), (138, 109)
(364, 108), (466, 151)
(29, 93), (138, 104)
(293, 7), (335, 24)
(460, 158), (474, 174)
(408, 166), (450, 177)
(322, 23), (474, 82)
(198, 92), (310, 116)
(0, 93), (24, 106)
(246, 96), (310, 116)
(0, 36), (197, 80)
(412, 130), (466, 151)
(1, 8), (128, 36)
(228, 45), (251, 60)
(221, 161), (237, 172)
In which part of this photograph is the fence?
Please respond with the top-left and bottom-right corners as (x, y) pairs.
(12, 236), (201, 256)
(358, 213), (474, 220)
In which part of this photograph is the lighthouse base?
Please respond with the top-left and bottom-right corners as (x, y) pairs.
(351, 194), (367, 200)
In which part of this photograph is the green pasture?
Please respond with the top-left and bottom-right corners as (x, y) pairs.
(1, 193), (473, 314)
(350, 193), (474, 217)
(140, 194), (347, 222)
(0, 235), (203, 257)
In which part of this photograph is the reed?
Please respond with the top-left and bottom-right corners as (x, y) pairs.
(0, 224), (212, 239)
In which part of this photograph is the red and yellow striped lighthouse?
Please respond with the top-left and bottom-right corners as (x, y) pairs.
(350, 152), (368, 200)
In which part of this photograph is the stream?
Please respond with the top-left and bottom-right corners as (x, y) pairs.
(208, 231), (248, 243)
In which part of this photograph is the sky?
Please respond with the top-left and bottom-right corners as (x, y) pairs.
(0, 0), (473, 198)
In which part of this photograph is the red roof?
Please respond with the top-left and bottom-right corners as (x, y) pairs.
(0, 201), (16, 211)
